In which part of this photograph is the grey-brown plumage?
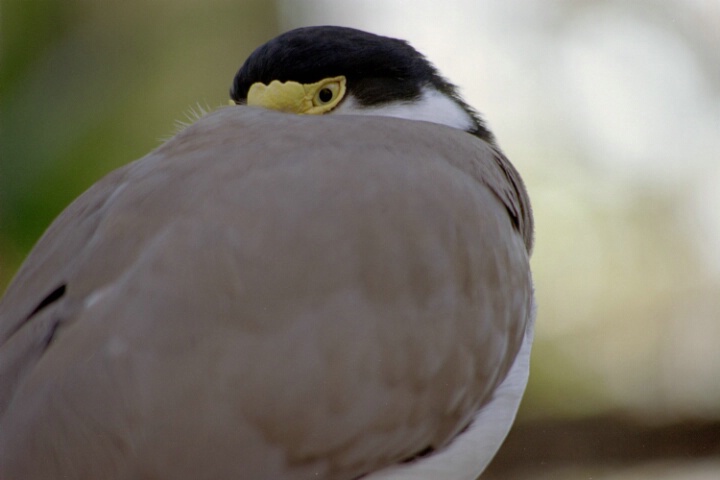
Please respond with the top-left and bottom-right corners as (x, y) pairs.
(0, 107), (533, 479)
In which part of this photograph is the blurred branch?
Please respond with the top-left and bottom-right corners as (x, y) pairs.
(485, 414), (720, 479)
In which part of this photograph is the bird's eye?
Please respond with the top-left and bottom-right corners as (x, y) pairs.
(304, 76), (346, 114)
(313, 80), (342, 107)
(318, 88), (333, 103)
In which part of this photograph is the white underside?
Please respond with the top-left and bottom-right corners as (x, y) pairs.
(332, 86), (474, 132)
(362, 305), (536, 480)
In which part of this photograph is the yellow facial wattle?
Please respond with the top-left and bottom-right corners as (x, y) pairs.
(245, 76), (347, 115)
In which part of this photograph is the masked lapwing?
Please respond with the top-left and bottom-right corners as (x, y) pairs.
(0, 26), (535, 480)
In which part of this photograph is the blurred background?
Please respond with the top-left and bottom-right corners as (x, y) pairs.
(1, 0), (719, 478)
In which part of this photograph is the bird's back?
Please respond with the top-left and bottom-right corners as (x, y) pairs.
(0, 108), (533, 479)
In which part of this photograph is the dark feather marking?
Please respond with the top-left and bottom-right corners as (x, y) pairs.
(26, 284), (66, 320)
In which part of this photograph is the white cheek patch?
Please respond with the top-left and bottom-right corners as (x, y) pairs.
(331, 86), (474, 132)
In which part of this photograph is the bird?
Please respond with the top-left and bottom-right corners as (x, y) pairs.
(0, 26), (534, 480)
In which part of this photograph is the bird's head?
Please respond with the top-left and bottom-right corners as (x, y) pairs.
(230, 26), (495, 144)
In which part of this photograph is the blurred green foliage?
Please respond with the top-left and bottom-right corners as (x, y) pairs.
(0, 0), (280, 293)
